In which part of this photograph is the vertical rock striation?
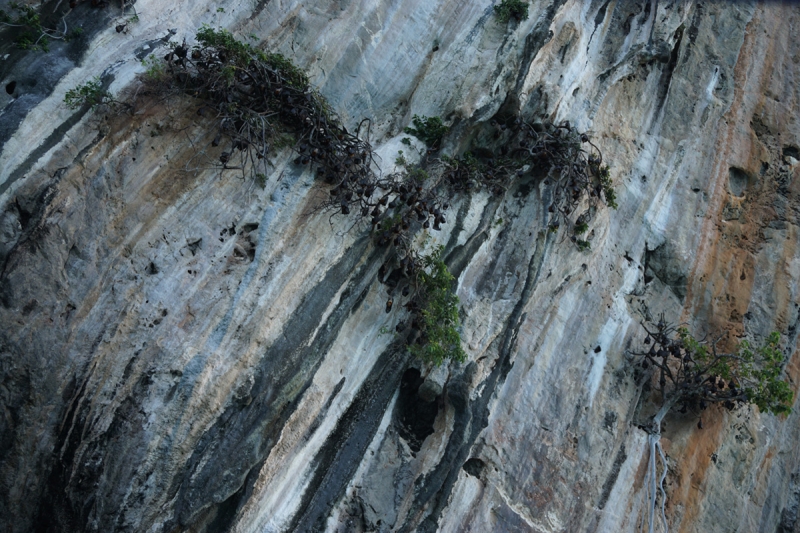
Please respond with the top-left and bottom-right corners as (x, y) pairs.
(1, 1), (798, 532)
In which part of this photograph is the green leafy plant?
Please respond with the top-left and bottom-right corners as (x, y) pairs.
(65, 27), (84, 42)
(494, 0), (529, 23)
(125, 26), (618, 366)
(141, 55), (167, 82)
(634, 321), (793, 420)
(63, 77), (112, 109)
(408, 246), (466, 365)
(631, 318), (793, 533)
(404, 115), (449, 148)
(0, 2), (68, 52)
(590, 161), (617, 209)
(194, 26), (309, 89)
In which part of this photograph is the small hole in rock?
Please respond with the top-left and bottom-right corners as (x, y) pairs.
(728, 167), (751, 197)
(5, 81), (16, 95)
(463, 458), (485, 478)
(783, 145), (800, 160)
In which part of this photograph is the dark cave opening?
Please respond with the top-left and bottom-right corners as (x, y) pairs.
(394, 368), (439, 453)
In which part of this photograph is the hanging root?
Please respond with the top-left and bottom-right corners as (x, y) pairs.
(643, 432), (670, 533)
(657, 439), (668, 531)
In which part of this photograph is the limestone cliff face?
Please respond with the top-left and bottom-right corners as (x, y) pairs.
(1, 1), (799, 532)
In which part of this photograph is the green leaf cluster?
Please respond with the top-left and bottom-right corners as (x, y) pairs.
(63, 77), (111, 109)
(679, 328), (793, 415)
(0, 2), (51, 51)
(409, 246), (466, 365)
(591, 162), (617, 209)
(141, 55), (167, 82)
(404, 115), (449, 147)
(494, 0), (529, 23)
(194, 26), (309, 89)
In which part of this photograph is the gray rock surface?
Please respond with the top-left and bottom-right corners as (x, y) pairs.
(1, 1), (799, 532)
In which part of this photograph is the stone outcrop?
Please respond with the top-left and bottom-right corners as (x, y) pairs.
(1, 1), (799, 532)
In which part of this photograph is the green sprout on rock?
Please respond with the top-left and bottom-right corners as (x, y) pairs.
(63, 77), (113, 109)
(404, 115), (449, 148)
(408, 246), (466, 365)
(494, 0), (529, 23)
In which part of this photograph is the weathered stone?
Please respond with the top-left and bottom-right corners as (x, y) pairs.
(1, 1), (799, 533)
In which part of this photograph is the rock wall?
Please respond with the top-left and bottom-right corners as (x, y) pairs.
(1, 0), (799, 532)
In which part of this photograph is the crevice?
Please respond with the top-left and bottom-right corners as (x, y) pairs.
(394, 368), (439, 453)
(400, 230), (552, 532)
(597, 444), (627, 509)
(170, 236), (378, 530)
(648, 24), (683, 133)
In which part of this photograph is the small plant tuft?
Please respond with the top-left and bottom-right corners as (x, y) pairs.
(0, 2), (71, 52)
(408, 246), (466, 365)
(404, 115), (449, 148)
(494, 0), (529, 23)
(590, 161), (617, 209)
(63, 77), (112, 109)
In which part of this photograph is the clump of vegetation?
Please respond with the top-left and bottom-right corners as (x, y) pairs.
(1, 2), (51, 51)
(631, 317), (793, 533)
(96, 27), (616, 364)
(440, 119), (615, 250)
(405, 246), (466, 365)
(633, 319), (793, 421)
(404, 115), (449, 148)
(141, 54), (168, 82)
(194, 25), (309, 89)
(63, 77), (114, 109)
(590, 159), (617, 209)
(0, 1), (98, 52)
(494, 0), (529, 23)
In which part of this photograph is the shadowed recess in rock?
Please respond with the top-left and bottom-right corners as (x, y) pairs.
(394, 368), (440, 453)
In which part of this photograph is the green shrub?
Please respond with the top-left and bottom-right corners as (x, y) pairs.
(1, 2), (61, 52)
(634, 320), (794, 418)
(680, 329), (793, 415)
(64, 77), (112, 109)
(194, 26), (309, 89)
(404, 115), (449, 147)
(409, 246), (466, 365)
(591, 162), (617, 209)
(141, 55), (168, 82)
(494, 0), (529, 23)
(633, 319), (792, 533)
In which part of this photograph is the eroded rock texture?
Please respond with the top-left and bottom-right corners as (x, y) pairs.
(1, 1), (799, 532)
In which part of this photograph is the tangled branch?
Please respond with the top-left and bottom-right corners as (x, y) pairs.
(631, 316), (793, 533)
(129, 27), (618, 362)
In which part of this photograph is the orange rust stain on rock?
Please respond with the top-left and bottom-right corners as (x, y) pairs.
(682, 6), (793, 346)
(672, 406), (727, 533)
